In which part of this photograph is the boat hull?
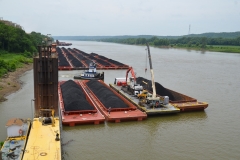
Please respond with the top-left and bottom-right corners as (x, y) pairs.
(73, 75), (104, 80)
(172, 102), (208, 111)
(74, 72), (104, 80)
(1, 120), (31, 160)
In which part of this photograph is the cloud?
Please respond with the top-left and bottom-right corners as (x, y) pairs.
(0, 0), (239, 36)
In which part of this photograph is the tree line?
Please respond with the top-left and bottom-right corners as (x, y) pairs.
(0, 21), (48, 54)
(0, 21), (49, 77)
(100, 36), (240, 49)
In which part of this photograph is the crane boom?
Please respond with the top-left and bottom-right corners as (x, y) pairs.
(146, 43), (156, 98)
(125, 67), (136, 83)
(123, 66), (143, 96)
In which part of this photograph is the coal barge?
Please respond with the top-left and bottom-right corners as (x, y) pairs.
(58, 79), (146, 124)
(58, 80), (105, 126)
(57, 47), (129, 70)
(78, 80), (147, 123)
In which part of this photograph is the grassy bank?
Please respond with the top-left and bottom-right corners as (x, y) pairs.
(207, 45), (240, 53)
(0, 51), (33, 102)
(169, 44), (240, 53)
(0, 51), (33, 78)
(0, 63), (33, 102)
(0, 141), (3, 148)
(101, 36), (240, 53)
(106, 42), (240, 53)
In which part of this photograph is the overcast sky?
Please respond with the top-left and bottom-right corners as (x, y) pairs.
(0, 0), (239, 36)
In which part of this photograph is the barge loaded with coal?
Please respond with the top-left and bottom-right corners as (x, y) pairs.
(57, 47), (129, 70)
(58, 80), (105, 126)
(79, 80), (147, 122)
(58, 79), (146, 124)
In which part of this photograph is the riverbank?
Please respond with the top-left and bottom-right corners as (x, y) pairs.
(99, 40), (240, 53)
(170, 45), (240, 53)
(0, 63), (33, 102)
(136, 44), (240, 53)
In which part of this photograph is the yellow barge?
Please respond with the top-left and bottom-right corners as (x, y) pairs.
(22, 117), (61, 160)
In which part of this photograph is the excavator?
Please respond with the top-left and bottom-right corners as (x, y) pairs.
(138, 43), (169, 108)
(121, 67), (143, 96)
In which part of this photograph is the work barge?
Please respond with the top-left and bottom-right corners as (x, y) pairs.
(110, 83), (180, 115)
(57, 47), (129, 70)
(58, 79), (147, 125)
(110, 76), (208, 114)
(135, 77), (208, 112)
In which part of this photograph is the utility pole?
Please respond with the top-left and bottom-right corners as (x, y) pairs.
(188, 24), (191, 35)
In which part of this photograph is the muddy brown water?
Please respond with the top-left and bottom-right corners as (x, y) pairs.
(1, 41), (240, 160)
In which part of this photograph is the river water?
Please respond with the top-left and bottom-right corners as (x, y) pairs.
(1, 41), (240, 160)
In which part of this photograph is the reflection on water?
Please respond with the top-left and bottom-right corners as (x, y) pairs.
(1, 41), (240, 160)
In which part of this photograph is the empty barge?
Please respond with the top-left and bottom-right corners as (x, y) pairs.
(58, 80), (105, 126)
(78, 80), (147, 123)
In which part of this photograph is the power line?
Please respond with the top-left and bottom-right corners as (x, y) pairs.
(188, 24), (191, 35)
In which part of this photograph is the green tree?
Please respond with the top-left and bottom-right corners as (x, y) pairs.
(200, 37), (207, 49)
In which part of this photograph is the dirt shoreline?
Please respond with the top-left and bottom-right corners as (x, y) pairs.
(0, 63), (33, 102)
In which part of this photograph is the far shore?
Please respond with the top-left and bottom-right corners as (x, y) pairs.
(99, 41), (240, 54)
(0, 64), (33, 102)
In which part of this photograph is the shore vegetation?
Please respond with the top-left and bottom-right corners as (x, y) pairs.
(100, 36), (240, 53)
(0, 21), (49, 78)
(0, 20), (49, 101)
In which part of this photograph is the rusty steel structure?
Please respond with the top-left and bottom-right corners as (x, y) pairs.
(33, 45), (58, 117)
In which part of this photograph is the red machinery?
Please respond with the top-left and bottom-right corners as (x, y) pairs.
(116, 67), (136, 86)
